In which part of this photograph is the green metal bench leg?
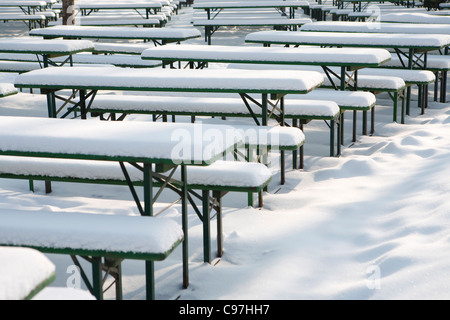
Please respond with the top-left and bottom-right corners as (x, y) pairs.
(145, 261), (155, 300)
(362, 110), (368, 136)
(247, 147), (254, 207)
(401, 90), (406, 124)
(92, 257), (103, 300)
(330, 118), (335, 157)
(393, 91), (398, 123)
(292, 119), (298, 169)
(202, 190), (211, 263)
(213, 191), (223, 258)
(352, 110), (357, 142)
(371, 106), (375, 135)
(405, 86), (411, 116)
(181, 165), (189, 289)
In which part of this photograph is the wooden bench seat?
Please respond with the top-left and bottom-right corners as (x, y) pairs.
(0, 208), (183, 300)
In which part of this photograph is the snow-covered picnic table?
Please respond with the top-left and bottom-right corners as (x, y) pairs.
(0, 115), (246, 291)
(14, 66), (324, 125)
(141, 44), (390, 91)
(0, 246), (55, 300)
(192, 1), (309, 19)
(29, 25), (202, 45)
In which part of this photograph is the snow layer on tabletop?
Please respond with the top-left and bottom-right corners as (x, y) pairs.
(247, 30), (450, 48)
(14, 66), (324, 92)
(0, 116), (244, 163)
(29, 26), (202, 39)
(0, 246), (55, 300)
(0, 210), (183, 254)
(300, 22), (450, 38)
(0, 38), (94, 53)
(380, 13), (450, 24)
(142, 44), (391, 65)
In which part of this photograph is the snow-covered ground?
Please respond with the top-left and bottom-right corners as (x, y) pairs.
(0, 3), (449, 300)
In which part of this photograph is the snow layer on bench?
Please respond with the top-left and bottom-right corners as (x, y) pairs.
(0, 247), (55, 300)
(0, 210), (184, 255)
(0, 156), (272, 188)
(91, 94), (338, 117)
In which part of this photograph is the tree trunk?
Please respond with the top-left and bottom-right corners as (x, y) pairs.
(62, 0), (75, 25)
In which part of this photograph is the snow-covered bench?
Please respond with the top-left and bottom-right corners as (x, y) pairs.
(0, 246), (55, 300)
(0, 82), (18, 98)
(0, 208), (183, 300)
(377, 54), (449, 103)
(0, 155), (273, 264)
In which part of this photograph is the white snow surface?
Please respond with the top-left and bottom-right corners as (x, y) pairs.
(0, 3), (450, 301)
